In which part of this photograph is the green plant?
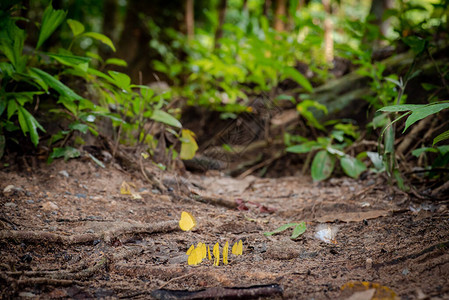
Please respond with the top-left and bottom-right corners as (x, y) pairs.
(0, 2), (191, 163)
(286, 98), (366, 181)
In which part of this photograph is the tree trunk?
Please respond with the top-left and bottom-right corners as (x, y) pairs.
(214, 0), (227, 50)
(274, 0), (286, 32)
(185, 0), (194, 40)
(322, 0), (333, 63)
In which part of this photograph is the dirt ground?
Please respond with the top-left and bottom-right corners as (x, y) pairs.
(1, 157), (448, 299)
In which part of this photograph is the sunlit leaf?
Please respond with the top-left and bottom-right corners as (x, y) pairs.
(150, 110), (182, 128)
(291, 222), (307, 239)
(264, 223), (298, 236)
(67, 19), (85, 36)
(82, 32), (116, 52)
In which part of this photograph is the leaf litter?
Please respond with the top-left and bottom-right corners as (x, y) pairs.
(0, 159), (448, 299)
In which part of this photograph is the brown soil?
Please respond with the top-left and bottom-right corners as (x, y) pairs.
(1, 158), (448, 299)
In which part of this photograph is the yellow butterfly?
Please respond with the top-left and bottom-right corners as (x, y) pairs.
(232, 240), (243, 255)
(187, 247), (202, 266)
(179, 211), (197, 231)
(213, 242), (220, 266)
(223, 241), (229, 265)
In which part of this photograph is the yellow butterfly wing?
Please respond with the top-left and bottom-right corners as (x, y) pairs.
(179, 211), (197, 231)
(223, 241), (229, 265)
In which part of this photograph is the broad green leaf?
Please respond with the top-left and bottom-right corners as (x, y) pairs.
(433, 130), (449, 145)
(264, 222), (298, 236)
(404, 103), (449, 132)
(67, 19), (85, 36)
(49, 146), (80, 162)
(69, 122), (88, 134)
(402, 36), (426, 54)
(411, 147), (438, 157)
(0, 20), (27, 72)
(282, 67), (313, 92)
(340, 155), (367, 178)
(311, 150), (336, 181)
(36, 4), (67, 49)
(150, 109), (182, 128)
(30, 68), (82, 100)
(366, 151), (383, 170)
(291, 222), (307, 239)
(378, 104), (422, 112)
(107, 71), (131, 91)
(82, 32), (116, 52)
(180, 129), (198, 160)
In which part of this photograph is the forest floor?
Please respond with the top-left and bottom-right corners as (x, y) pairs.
(1, 155), (448, 299)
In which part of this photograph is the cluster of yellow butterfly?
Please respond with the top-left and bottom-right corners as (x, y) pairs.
(186, 240), (243, 266)
(179, 211), (243, 266)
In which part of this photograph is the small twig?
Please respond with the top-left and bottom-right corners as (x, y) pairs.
(158, 272), (193, 289)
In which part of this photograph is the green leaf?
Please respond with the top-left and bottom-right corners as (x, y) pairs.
(67, 19), (85, 36)
(17, 106), (45, 147)
(69, 122), (88, 134)
(340, 155), (367, 178)
(107, 71), (131, 91)
(81, 32), (116, 52)
(366, 151), (383, 170)
(433, 130), (449, 145)
(30, 68), (82, 100)
(36, 4), (67, 49)
(378, 104), (423, 112)
(180, 129), (198, 160)
(150, 109), (182, 128)
(297, 100), (328, 130)
(105, 58), (128, 67)
(282, 67), (313, 92)
(47, 53), (91, 67)
(48, 146), (80, 162)
(402, 36), (427, 54)
(291, 222), (307, 239)
(404, 103), (449, 132)
(286, 141), (320, 154)
(264, 223), (298, 236)
(411, 147), (438, 157)
(311, 150), (336, 181)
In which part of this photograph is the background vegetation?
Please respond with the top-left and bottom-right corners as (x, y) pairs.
(1, 0), (448, 193)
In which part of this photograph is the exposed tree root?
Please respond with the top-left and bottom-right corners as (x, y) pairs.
(0, 220), (179, 245)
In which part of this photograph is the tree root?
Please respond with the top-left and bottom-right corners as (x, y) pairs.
(0, 220), (179, 245)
